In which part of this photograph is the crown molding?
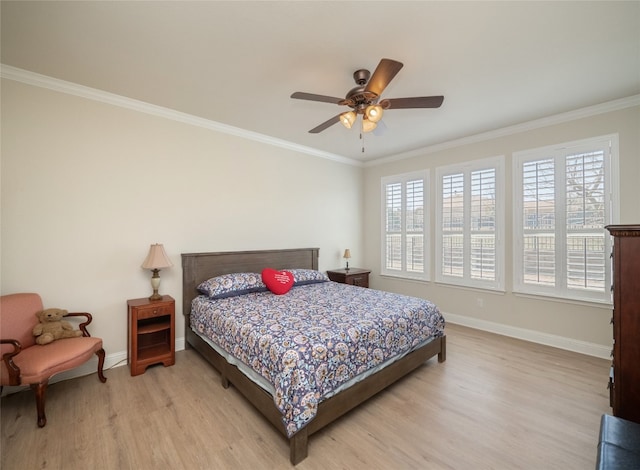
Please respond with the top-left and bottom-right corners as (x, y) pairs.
(365, 94), (640, 167)
(3, 64), (636, 169)
(1, 64), (362, 167)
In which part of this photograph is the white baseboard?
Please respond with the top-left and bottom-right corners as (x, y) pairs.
(444, 312), (611, 359)
(1, 337), (186, 397)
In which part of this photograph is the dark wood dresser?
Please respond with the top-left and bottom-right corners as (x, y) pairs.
(606, 224), (640, 423)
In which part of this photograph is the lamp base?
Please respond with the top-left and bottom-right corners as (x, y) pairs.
(149, 269), (163, 301)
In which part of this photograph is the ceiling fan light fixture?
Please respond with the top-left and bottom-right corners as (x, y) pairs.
(340, 111), (356, 129)
(362, 116), (377, 133)
(365, 104), (384, 123)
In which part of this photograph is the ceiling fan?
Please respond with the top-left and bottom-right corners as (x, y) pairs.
(290, 58), (444, 134)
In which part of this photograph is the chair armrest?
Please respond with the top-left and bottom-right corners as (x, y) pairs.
(65, 312), (93, 337)
(0, 338), (22, 385)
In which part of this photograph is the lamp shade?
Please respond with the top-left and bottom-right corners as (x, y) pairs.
(340, 111), (356, 129)
(362, 116), (377, 133)
(343, 249), (351, 259)
(365, 104), (384, 123)
(141, 244), (173, 270)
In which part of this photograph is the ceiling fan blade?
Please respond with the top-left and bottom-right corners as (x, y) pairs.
(309, 114), (341, 133)
(380, 96), (444, 109)
(364, 58), (404, 97)
(291, 92), (343, 104)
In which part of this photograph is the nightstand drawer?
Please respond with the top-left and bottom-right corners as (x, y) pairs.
(137, 305), (172, 320)
(346, 275), (368, 287)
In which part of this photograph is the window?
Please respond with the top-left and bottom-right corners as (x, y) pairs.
(381, 171), (429, 280)
(513, 135), (617, 303)
(436, 156), (505, 290)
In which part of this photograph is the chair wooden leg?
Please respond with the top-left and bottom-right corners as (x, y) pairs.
(96, 348), (107, 383)
(30, 381), (48, 428)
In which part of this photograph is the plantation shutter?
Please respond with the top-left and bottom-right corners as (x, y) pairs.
(382, 172), (428, 280)
(405, 179), (425, 274)
(441, 173), (464, 277)
(522, 158), (556, 287)
(384, 182), (402, 271)
(437, 156), (504, 291)
(470, 168), (497, 281)
(514, 135), (614, 303)
(565, 150), (606, 292)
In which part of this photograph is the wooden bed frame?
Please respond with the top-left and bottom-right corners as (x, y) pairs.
(182, 248), (446, 465)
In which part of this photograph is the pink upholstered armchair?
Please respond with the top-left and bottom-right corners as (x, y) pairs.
(0, 293), (106, 427)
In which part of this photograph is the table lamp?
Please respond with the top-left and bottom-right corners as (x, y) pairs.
(141, 243), (173, 301)
(343, 249), (351, 271)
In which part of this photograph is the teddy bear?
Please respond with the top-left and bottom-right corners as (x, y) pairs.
(32, 308), (83, 345)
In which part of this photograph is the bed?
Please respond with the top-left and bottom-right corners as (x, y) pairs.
(182, 248), (446, 465)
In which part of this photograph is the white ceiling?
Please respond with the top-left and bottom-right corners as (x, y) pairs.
(2, 1), (639, 163)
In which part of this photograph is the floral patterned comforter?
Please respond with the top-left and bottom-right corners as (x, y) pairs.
(190, 281), (444, 437)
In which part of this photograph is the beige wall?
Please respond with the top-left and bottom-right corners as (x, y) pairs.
(2, 74), (638, 372)
(363, 105), (640, 357)
(1, 79), (363, 366)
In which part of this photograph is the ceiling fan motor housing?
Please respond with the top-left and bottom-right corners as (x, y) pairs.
(342, 69), (379, 112)
(353, 69), (370, 85)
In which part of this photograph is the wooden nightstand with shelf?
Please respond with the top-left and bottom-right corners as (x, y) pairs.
(127, 295), (175, 376)
(326, 268), (371, 288)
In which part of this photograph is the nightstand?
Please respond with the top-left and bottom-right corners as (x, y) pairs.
(127, 295), (175, 376)
(326, 268), (371, 288)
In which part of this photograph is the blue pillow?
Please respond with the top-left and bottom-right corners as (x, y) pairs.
(198, 272), (267, 299)
(287, 269), (330, 286)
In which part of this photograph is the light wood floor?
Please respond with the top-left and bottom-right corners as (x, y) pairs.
(1, 324), (610, 469)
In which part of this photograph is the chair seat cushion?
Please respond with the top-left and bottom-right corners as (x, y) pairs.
(10, 336), (103, 384)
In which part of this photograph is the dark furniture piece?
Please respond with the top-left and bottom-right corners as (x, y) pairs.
(127, 295), (175, 376)
(182, 248), (446, 465)
(605, 225), (640, 423)
(326, 268), (371, 287)
(0, 293), (106, 427)
(596, 414), (640, 469)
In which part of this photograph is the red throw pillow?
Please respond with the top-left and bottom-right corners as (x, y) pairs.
(261, 268), (294, 295)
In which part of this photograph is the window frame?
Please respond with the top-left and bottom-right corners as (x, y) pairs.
(380, 170), (430, 281)
(435, 156), (505, 291)
(512, 134), (618, 304)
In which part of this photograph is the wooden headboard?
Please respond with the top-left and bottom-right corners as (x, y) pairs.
(181, 247), (319, 322)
